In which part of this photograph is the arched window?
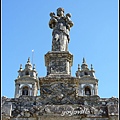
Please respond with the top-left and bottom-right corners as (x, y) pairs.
(22, 86), (29, 95)
(85, 86), (91, 95)
(25, 71), (29, 75)
(84, 72), (88, 75)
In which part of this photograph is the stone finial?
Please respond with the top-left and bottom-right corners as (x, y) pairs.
(25, 57), (32, 70)
(20, 64), (22, 70)
(81, 58), (88, 70)
(78, 64), (80, 70)
(33, 64), (36, 70)
(91, 64), (94, 70)
(27, 57), (30, 63)
(83, 58), (86, 63)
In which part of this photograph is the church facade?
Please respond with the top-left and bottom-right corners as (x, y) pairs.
(2, 8), (118, 120)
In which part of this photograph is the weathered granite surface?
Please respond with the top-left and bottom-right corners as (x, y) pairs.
(1, 96), (118, 120)
(2, 8), (118, 120)
(49, 7), (73, 51)
(45, 51), (73, 76)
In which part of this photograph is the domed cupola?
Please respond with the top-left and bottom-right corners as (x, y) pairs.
(75, 58), (98, 96)
(81, 58), (89, 70)
(76, 58), (96, 78)
(17, 58), (38, 78)
(25, 57), (32, 70)
(14, 58), (39, 98)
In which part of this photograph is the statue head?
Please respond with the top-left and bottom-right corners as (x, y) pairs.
(50, 12), (55, 17)
(57, 7), (64, 17)
(66, 13), (71, 18)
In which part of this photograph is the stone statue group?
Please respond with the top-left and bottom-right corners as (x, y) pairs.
(49, 7), (73, 51)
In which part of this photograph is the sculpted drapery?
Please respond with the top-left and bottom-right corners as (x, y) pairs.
(49, 8), (73, 51)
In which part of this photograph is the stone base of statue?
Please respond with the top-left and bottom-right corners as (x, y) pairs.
(45, 51), (73, 76)
(39, 77), (79, 100)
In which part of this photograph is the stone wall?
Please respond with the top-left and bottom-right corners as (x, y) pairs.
(1, 96), (118, 120)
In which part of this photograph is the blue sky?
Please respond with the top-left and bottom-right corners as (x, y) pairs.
(2, 0), (118, 98)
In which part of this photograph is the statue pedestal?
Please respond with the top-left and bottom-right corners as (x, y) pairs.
(45, 51), (73, 76)
(39, 77), (79, 101)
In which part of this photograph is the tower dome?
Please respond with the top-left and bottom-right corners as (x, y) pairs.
(81, 58), (88, 70)
(25, 57), (32, 70)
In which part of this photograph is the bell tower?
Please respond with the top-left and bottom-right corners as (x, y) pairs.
(76, 58), (98, 96)
(14, 58), (39, 98)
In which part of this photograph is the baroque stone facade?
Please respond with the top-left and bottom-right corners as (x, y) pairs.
(2, 8), (118, 120)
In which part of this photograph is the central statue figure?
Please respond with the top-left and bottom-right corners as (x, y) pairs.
(49, 8), (73, 51)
